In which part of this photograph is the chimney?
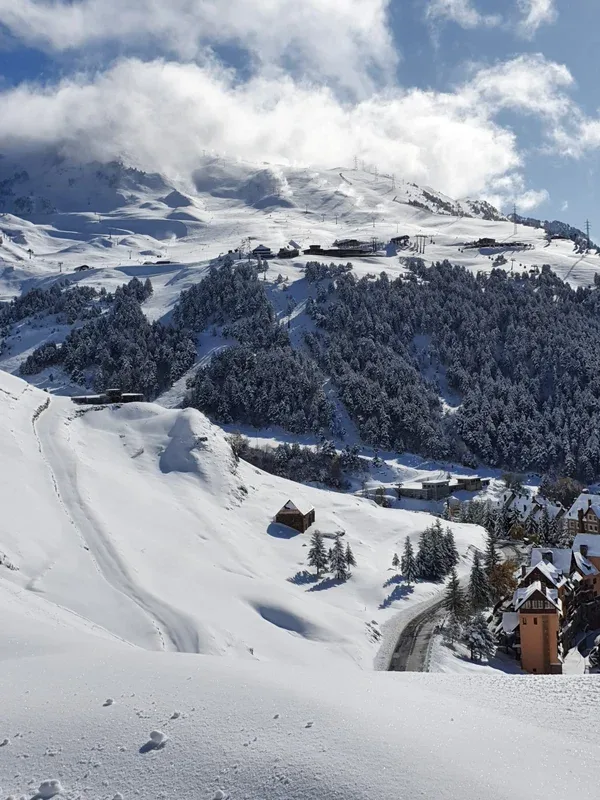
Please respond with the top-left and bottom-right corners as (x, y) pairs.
(578, 508), (585, 532)
(520, 565), (527, 579)
(580, 544), (589, 558)
(588, 498), (593, 508)
(543, 551), (554, 565)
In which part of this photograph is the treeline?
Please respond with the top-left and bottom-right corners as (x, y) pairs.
(21, 278), (195, 398)
(306, 260), (600, 479)
(228, 434), (363, 489)
(0, 282), (101, 330)
(182, 262), (334, 434)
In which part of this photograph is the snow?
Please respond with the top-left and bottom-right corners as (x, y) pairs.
(2, 649), (599, 800)
(0, 370), (485, 671)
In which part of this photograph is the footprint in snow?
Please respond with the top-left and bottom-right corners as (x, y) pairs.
(305, 722), (314, 728)
(103, 699), (114, 707)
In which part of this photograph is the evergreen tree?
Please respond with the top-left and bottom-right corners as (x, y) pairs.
(444, 569), (465, 618)
(401, 536), (418, 584)
(538, 506), (551, 544)
(468, 551), (490, 611)
(331, 536), (349, 581)
(345, 541), (357, 570)
(307, 531), (328, 578)
(443, 527), (459, 572)
(444, 614), (463, 647)
(524, 512), (537, 541)
(483, 531), (500, 575)
(464, 613), (496, 661)
(392, 552), (400, 570)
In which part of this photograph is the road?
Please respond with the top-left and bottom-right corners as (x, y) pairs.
(388, 543), (525, 673)
(389, 598), (445, 672)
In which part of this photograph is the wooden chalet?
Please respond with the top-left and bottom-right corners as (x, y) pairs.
(275, 500), (315, 533)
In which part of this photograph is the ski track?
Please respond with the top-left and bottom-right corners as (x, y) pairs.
(32, 398), (202, 654)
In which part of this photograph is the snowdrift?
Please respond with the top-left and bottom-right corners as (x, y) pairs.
(0, 649), (597, 800)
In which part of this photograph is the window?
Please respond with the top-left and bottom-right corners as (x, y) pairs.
(522, 617), (527, 625)
(534, 618), (538, 625)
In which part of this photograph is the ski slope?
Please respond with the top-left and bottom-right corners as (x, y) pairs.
(2, 153), (600, 320)
(0, 370), (485, 671)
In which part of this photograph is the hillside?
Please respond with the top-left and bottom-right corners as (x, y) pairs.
(0, 370), (485, 669)
(2, 153), (600, 309)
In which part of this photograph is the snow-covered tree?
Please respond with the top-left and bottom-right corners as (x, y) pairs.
(444, 569), (465, 619)
(307, 531), (328, 578)
(331, 536), (349, 581)
(345, 541), (357, 571)
(401, 536), (418, 584)
(468, 551), (490, 611)
(443, 527), (459, 572)
(392, 552), (400, 570)
(538, 506), (551, 545)
(444, 614), (463, 647)
(483, 531), (500, 575)
(464, 613), (496, 661)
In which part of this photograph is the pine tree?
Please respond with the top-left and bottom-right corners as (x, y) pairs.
(464, 613), (496, 661)
(483, 531), (499, 575)
(444, 614), (463, 647)
(307, 531), (328, 578)
(443, 527), (459, 572)
(524, 512), (537, 541)
(331, 536), (349, 581)
(538, 506), (551, 545)
(444, 569), (465, 618)
(345, 541), (356, 570)
(401, 536), (418, 584)
(468, 551), (490, 611)
(392, 552), (400, 570)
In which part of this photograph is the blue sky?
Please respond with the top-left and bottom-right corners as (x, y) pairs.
(0, 0), (598, 230)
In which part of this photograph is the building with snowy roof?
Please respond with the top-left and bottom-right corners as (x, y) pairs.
(275, 500), (315, 533)
(565, 492), (600, 538)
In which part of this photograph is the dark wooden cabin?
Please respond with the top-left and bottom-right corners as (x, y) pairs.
(275, 500), (315, 533)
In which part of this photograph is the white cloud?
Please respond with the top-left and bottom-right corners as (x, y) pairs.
(0, 58), (524, 199)
(483, 173), (549, 212)
(464, 54), (574, 119)
(561, 200), (569, 212)
(517, 0), (558, 39)
(426, 0), (501, 29)
(0, 0), (396, 95)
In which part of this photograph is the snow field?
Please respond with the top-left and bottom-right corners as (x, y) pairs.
(0, 650), (598, 800)
(0, 370), (484, 670)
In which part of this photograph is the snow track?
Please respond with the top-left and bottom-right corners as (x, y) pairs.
(33, 400), (202, 654)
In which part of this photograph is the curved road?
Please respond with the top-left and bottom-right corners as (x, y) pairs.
(388, 543), (525, 673)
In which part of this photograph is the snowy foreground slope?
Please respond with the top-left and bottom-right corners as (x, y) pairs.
(1, 649), (598, 800)
(0, 370), (483, 670)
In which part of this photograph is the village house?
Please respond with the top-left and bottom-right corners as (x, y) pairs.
(500, 542), (600, 674)
(565, 492), (600, 537)
(275, 500), (315, 533)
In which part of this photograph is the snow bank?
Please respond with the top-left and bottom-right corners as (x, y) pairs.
(0, 650), (597, 800)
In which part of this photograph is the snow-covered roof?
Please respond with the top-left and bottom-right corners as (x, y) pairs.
(278, 499), (314, 516)
(502, 611), (520, 633)
(513, 581), (561, 611)
(566, 492), (600, 520)
(573, 534), (600, 558)
(573, 550), (600, 577)
(586, 504), (600, 518)
(531, 548), (572, 576)
(524, 559), (567, 589)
